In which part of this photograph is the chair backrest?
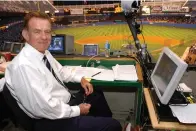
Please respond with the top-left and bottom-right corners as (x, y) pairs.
(2, 84), (34, 131)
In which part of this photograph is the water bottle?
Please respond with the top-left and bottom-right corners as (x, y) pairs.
(105, 40), (110, 57)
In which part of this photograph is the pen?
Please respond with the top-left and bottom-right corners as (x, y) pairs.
(91, 71), (101, 77)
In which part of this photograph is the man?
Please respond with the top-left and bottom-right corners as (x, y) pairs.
(5, 12), (122, 131)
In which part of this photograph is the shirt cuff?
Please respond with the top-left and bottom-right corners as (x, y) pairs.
(73, 75), (84, 83)
(0, 77), (5, 92)
(70, 106), (80, 117)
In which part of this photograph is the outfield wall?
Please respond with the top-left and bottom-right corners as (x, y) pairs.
(63, 21), (196, 29)
(142, 21), (196, 29)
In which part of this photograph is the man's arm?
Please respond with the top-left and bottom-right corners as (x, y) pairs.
(53, 58), (93, 95)
(53, 58), (84, 83)
(8, 64), (80, 119)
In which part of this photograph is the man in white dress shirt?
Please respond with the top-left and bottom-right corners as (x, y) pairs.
(4, 12), (122, 131)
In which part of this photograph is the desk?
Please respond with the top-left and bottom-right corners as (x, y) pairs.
(56, 56), (143, 125)
(144, 88), (196, 130)
(0, 56), (143, 125)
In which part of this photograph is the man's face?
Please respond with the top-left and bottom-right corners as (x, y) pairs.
(22, 17), (51, 53)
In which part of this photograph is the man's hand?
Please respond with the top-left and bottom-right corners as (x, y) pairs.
(81, 77), (93, 96)
(79, 103), (91, 115)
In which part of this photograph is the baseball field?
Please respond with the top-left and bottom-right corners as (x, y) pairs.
(53, 23), (196, 60)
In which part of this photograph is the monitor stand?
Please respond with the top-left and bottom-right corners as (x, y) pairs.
(149, 88), (179, 122)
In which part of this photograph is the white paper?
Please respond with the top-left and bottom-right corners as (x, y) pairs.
(92, 69), (114, 81)
(169, 104), (196, 124)
(74, 67), (104, 78)
(63, 65), (81, 70)
(112, 64), (138, 81)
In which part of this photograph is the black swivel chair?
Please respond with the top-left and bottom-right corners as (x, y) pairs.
(2, 84), (35, 131)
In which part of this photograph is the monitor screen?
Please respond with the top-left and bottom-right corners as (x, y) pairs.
(48, 35), (64, 54)
(12, 44), (21, 54)
(11, 43), (23, 54)
(153, 53), (177, 96)
(3, 42), (12, 52)
(151, 47), (188, 105)
(83, 44), (98, 56)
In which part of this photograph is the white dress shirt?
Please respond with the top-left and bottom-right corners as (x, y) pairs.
(5, 43), (84, 119)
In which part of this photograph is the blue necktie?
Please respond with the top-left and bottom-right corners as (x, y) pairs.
(43, 55), (64, 87)
(43, 56), (75, 98)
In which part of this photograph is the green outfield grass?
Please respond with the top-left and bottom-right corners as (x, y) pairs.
(54, 24), (196, 60)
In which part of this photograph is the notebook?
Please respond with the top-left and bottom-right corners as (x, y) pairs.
(112, 64), (138, 81)
(169, 104), (196, 124)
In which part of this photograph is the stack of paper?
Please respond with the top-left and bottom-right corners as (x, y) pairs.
(67, 64), (138, 82)
(169, 104), (196, 124)
(74, 67), (104, 78)
(92, 69), (114, 81)
(112, 64), (138, 81)
(63, 65), (82, 70)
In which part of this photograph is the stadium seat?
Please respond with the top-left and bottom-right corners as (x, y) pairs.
(2, 84), (35, 131)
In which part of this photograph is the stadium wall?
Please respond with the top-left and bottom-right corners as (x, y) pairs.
(61, 21), (196, 29)
(142, 21), (196, 29)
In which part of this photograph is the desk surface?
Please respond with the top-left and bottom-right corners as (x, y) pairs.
(56, 56), (143, 82)
(144, 88), (196, 130)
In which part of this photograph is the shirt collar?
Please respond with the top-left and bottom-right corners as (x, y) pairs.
(24, 43), (49, 61)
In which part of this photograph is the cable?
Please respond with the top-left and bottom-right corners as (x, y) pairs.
(141, 33), (146, 45)
(128, 35), (133, 42)
(86, 55), (98, 67)
(85, 46), (110, 67)
(128, 55), (140, 64)
(139, 16), (146, 45)
(140, 17), (152, 64)
(139, 16), (143, 32)
(190, 93), (196, 102)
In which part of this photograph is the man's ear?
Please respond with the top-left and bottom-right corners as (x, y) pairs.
(22, 29), (29, 42)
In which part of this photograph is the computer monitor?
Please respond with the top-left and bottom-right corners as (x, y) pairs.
(151, 47), (188, 105)
(10, 42), (24, 54)
(2, 41), (13, 52)
(82, 44), (99, 56)
(48, 35), (65, 54)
